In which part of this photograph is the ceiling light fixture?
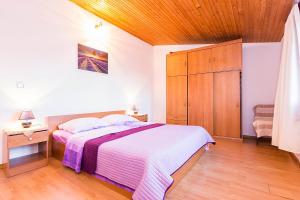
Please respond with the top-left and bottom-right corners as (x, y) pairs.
(95, 22), (103, 29)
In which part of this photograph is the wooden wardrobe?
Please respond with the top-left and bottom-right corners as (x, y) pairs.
(166, 39), (242, 138)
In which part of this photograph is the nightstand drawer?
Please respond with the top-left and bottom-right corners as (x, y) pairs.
(130, 114), (148, 122)
(7, 131), (48, 148)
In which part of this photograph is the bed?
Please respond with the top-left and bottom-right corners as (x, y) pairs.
(48, 110), (215, 200)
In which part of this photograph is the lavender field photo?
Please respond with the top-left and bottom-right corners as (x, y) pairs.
(78, 44), (108, 74)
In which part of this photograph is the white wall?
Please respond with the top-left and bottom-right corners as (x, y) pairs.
(152, 43), (281, 136)
(0, 0), (153, 163)
(296, 154), (300, 162)
(242, 43), (281, 135)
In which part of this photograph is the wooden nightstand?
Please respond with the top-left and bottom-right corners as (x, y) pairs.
(130, 114), (148, 122)
(3, 125), (49, 177)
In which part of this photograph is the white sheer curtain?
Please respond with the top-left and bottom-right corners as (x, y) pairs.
(272, 5), (300, 153)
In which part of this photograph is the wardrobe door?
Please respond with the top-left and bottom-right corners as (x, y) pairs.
(188, 49), (212, 74)
(211, 43), (242, 72)
(188, 73), (214, 134)
(166, 76), (187, 124)
(214, 71), (241, 138)
(167, 53), (187, 76)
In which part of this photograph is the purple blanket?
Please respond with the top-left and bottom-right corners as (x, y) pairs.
(81, 123), (164, 174)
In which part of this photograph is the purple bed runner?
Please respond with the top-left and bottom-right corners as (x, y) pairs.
(81, 123), (164, 174)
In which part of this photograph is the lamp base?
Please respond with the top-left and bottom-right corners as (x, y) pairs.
(22, 121), (32, 128)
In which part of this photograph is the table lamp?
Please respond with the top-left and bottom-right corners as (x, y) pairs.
(132, 105), (138, 114)
(19, 111), (35, 128)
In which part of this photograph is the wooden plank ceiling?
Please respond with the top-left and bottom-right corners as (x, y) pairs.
(71, 0), (294, 45)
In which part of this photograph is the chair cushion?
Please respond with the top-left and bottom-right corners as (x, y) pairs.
(253, 104), (274, 138)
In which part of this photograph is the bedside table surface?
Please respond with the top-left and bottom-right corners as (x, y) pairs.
(130, 114), (147, 116)
(4, 125), (48, 135)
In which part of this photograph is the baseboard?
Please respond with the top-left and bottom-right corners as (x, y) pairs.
(242, 135), (257, 140)
(290, 153), (300, 167)
(213, 136), (243, 141)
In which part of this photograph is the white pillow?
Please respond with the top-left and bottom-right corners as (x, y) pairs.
(58, 117), (110, 133)
(100, 114), (138, 125)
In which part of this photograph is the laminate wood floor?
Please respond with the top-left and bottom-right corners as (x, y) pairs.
(0, 138), (299, 200)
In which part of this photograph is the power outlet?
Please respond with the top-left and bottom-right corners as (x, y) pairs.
(16, 81), (24, 88)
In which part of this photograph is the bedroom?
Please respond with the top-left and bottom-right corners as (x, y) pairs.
(0, 0), (299, 199)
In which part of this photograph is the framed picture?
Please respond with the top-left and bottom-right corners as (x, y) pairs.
(78, 44), (108, 74)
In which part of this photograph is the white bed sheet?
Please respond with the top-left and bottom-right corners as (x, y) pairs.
(53, 130), (73, 144)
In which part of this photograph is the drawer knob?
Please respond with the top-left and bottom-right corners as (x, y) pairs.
(24, 131), (33, 140)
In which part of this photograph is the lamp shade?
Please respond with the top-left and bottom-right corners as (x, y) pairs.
(131, 105), (138, 114)
(132, 105), (137, 112)
(19, 111), (35, 120)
